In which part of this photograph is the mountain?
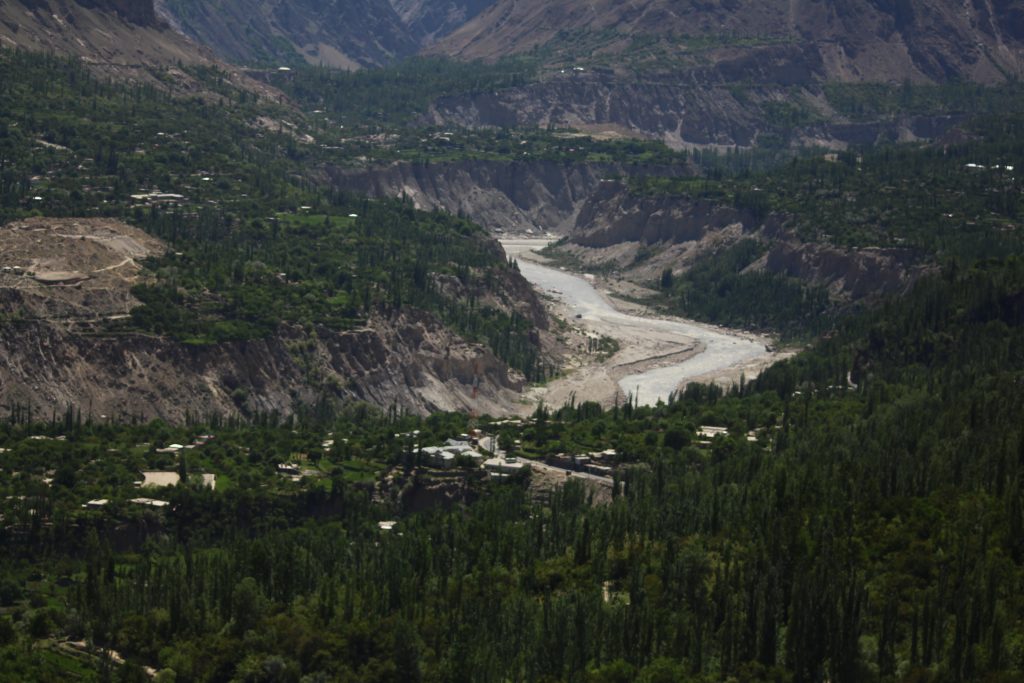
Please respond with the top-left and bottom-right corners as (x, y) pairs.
(0, 0), (213, 79)
(156, 0), (420, 68)
(432, 0), (1024, 84)
(390, 0), (495, 44)
(414, 0), (1024, 147)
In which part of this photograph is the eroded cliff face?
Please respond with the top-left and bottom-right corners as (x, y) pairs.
(423, 73), (967, 149)
(571, 184), (758, 248)
(75, 0), (160, 26)
(0, 218), (542, 420)
(0, 312), (525, 422)
(0, 0), (279, 95)
(332, 161), (930, 304)
(554, 183), (930, 303)
(332, 160), (607, 233)
(331, 159), (689, 233)
(156, 0), (418, 69)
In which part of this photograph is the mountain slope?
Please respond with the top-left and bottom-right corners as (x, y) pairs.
(433, 0), (1024, 84)
(0, 0), (213, 79)
(157, 0), (419, 68)
(390, 0), (495, 44)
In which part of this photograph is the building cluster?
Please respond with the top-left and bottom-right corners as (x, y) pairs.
(412, 431), (532, 480)
(546, 449), (616, 477)
(421, 438), (487, 469)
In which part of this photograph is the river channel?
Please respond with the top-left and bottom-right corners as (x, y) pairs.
(502, 239), (777, 407)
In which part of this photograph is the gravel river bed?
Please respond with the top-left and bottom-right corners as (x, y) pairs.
(503, 238), (785, 408)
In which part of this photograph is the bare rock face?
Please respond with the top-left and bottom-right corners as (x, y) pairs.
(761, 241), (929, 301)
(571, 183), (757, 248)
(423, 70), (969, 150)
(419, 0), (1023, 148)
(0, 313), (526, 422)
(0, 218), (536, 420)
(390, 0), (495, 44)
(333, 160), (613, 234)
(331, 159), (693, 234)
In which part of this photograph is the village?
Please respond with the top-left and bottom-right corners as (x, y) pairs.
(0, 415), (769, 535)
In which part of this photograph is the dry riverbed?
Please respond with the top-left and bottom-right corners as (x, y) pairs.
(503, 238), (792, 413)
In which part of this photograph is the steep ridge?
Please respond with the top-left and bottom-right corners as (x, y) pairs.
(157, 0), (419, 68)
(0, 0), (213, 80)
(433, 0), (1024, 84)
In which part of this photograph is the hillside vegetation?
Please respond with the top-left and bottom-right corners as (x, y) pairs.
(0, 50), (547, 383)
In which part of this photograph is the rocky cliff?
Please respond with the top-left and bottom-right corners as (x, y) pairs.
(331, 159), (690, 233)
(419, 0), (1023, 148)
(0, 313), (525, 422)
(0, 218), (540, 420)
(75, 0), (160, 26)
(390, 0), (495, 45)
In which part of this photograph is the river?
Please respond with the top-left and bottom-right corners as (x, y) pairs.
(502, 239), (777, 407)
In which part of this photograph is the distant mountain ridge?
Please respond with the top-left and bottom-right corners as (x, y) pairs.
(433, 0), (1024, 84)
(156, 0), (419, 68)
(156, 0), (495, 68)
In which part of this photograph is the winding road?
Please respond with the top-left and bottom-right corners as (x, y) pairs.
(503, 238), (781, 408)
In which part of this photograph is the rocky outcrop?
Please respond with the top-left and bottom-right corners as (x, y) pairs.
(420, 0), (1021, 148)
(332, 160), (608, 233)
(571, 182), (758, 247)
(390, 0), (495, 45)
(76, 0), (160, 27)
(0, 0), (235, 87)
(760, 241), (930, 301)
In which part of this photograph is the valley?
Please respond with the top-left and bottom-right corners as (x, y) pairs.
(1, 1), (1024, 682)
(503, 238), (783, 410)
